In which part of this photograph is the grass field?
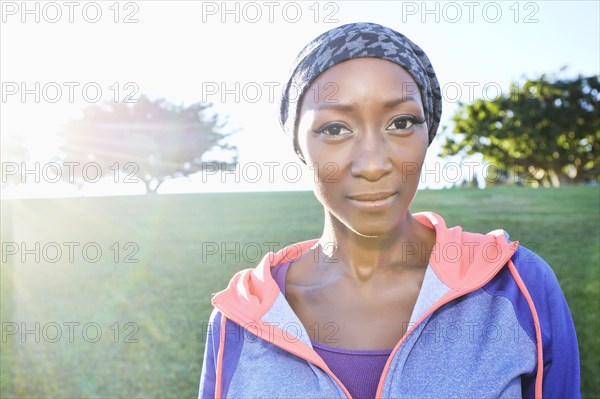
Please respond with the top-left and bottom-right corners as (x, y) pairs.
(1, 186), (598, 398)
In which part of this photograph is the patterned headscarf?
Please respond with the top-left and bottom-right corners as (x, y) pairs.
(279, 22), (442, 163)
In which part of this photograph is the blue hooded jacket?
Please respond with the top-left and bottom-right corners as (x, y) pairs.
(199, 212), (581, 398)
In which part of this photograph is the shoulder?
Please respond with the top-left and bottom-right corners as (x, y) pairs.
(483, 243), (569, 336)
(509, 244), (564, 300)
(480, 241), (566, 305)
(205, 307), (246, 341)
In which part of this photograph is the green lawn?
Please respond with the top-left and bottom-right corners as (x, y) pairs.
(1, 186), (598, 398)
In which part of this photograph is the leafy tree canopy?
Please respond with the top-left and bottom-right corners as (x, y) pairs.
(60, 95), (238, 193)
(440, 73), (599, 187)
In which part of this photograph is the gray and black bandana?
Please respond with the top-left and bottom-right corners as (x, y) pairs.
(278, 22), (442, 163)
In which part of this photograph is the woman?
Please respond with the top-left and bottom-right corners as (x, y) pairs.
(199, 22), (580, 399)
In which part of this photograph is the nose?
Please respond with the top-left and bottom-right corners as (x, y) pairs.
(350, 128), (393, 181)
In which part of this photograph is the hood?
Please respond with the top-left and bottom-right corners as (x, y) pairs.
(210, 211), (519, 325)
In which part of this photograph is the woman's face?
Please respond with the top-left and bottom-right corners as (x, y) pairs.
(296, 57), (429, 237)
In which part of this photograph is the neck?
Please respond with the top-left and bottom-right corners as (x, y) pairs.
(317, 211), (435, 284)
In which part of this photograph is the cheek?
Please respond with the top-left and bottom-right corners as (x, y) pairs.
(304, 139), (351, 169)
(304, 157), (347, 214)
(315, 161), (342, 187)
(407, 125), (430, 160)
(389, 130), (429, 183)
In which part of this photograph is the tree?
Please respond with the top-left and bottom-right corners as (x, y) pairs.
(441, 73), (599, 187)
(59, 95), (238, 193)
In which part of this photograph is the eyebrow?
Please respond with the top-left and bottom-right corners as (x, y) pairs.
(313, 96), (419, 112)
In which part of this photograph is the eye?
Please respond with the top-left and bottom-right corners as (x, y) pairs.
(313, 123), (352, 137)
(386, 115), (426, 132)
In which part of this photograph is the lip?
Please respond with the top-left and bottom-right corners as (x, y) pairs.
(347, 192), (398, 211)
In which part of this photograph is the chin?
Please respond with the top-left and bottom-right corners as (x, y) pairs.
(345, 217), (400, 238)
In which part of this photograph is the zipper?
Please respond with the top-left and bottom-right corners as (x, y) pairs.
(374, 241), (519, 398)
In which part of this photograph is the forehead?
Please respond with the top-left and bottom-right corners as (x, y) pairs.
(300, 57), (423, 111)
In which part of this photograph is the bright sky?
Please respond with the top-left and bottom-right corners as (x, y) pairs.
(1, 0), (599, 198)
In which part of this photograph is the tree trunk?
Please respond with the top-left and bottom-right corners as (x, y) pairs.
(143, 180), (157, 194)
(547, 169), (561, 188)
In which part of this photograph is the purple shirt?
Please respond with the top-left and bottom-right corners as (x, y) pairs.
(271, 261), (393, 399)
